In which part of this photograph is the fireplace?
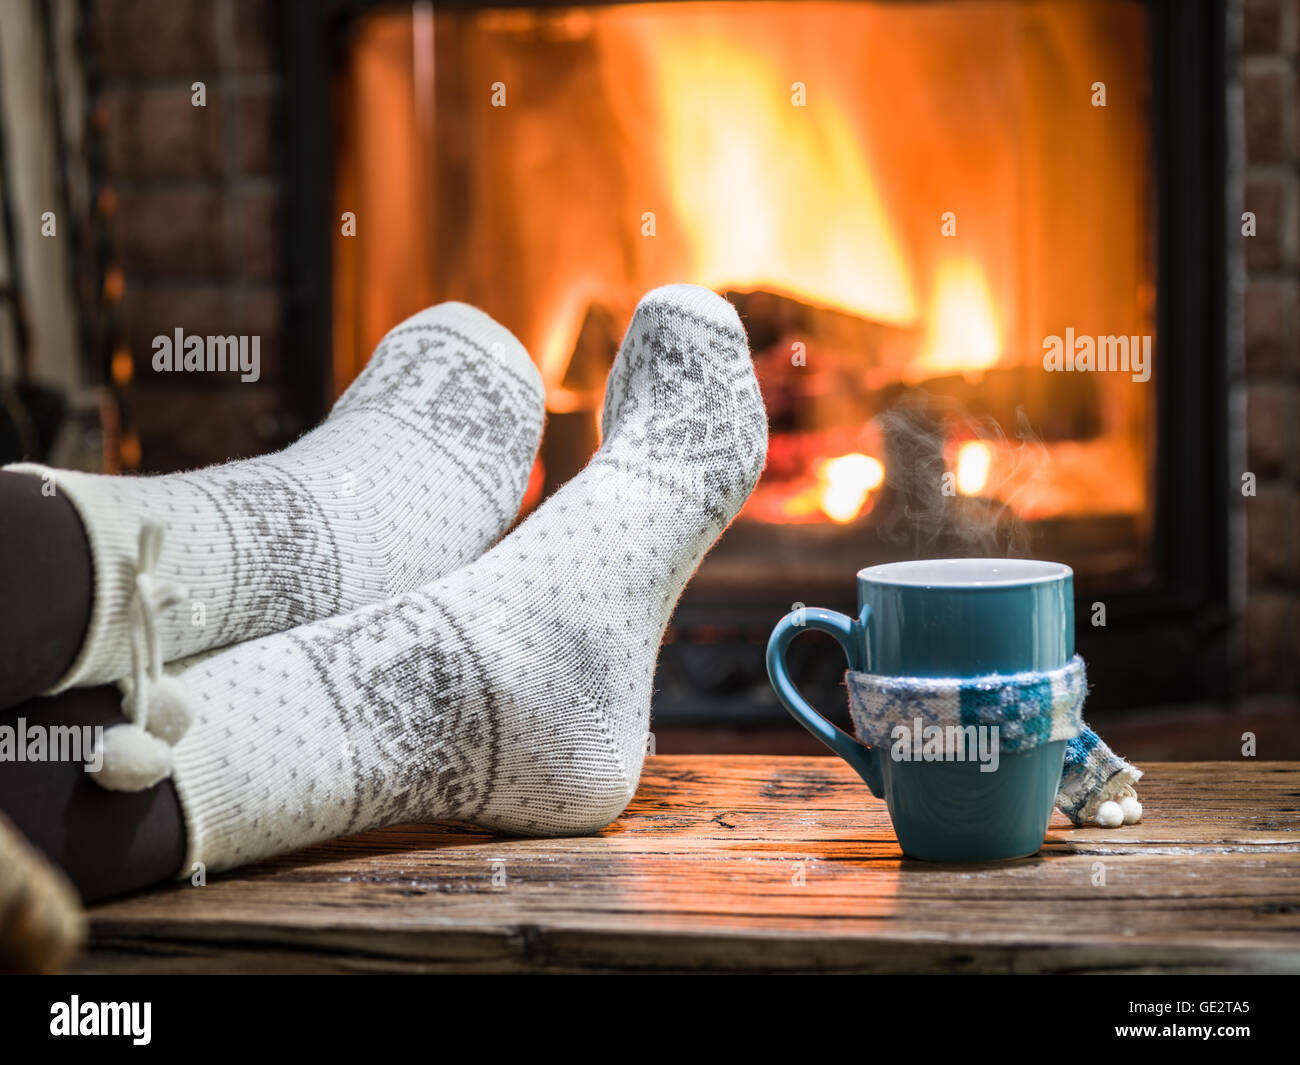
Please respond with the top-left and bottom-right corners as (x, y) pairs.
(283, 0), (1230, 726)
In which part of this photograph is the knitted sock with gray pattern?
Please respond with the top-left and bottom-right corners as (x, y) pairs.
(4, 303), (544, 698)
(149, 284), (766, 872)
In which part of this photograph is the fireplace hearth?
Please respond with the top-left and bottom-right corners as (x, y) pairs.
(282, 0), (1232, 725)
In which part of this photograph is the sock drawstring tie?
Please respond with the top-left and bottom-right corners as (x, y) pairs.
(93, 522), (196, 792)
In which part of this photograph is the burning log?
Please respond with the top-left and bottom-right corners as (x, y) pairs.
(725, 287), (921, 439)
(537, 300), (630, 500)
(549, 288), (1099, 529)
(727, 288), (1101, 443)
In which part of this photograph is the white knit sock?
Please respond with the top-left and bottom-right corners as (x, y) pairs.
(144, 284), (766, 871)
(5, 303), (544, 700)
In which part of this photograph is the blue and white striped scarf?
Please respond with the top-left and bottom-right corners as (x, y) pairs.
(845, 655), (1142, 825)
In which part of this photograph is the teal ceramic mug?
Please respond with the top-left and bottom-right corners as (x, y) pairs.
(766, 558), (1074, 861)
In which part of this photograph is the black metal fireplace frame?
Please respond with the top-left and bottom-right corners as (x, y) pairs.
(281, 0), (1232, 718)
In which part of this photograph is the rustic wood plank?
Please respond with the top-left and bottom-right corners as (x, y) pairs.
(78, 758), (1300, 974)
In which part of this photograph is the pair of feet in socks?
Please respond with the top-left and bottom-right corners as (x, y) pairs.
(5, 284), (768, 877)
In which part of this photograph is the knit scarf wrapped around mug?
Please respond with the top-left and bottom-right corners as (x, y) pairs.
(846, 655), (1143, 827)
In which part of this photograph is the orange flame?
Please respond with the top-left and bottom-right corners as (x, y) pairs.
(332, 2), (1153, 533)
(917, 260), (1001, 381)
(817, 453), (885, 523)
(644, 26), (916, 325)
(955, 441), (993, 497)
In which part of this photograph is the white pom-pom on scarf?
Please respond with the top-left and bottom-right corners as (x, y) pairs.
(1092, 784), (1143, 827)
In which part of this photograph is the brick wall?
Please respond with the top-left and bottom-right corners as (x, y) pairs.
(91, 0), (294, 471)
(1243, 0), (1300, 700)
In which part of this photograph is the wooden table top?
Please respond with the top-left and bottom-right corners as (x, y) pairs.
(80, 757), (1300, 974)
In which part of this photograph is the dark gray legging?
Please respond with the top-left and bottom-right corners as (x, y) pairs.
(0, 470), (185, 901)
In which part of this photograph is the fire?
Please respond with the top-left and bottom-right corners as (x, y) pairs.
(641, 20), (916, 325)
(522, 7), (1016, 416)
(918, 260), (1002, 382)
(330, 3), (1154, 536)
(955, 441), (993, 497)
(817, 453), (885, 524)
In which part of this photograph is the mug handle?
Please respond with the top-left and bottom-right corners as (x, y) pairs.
(766, 604), (883, 797)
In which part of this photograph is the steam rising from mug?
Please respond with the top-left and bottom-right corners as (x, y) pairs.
(871, 392), (1048, 559)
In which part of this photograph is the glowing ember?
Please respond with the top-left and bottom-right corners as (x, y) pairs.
(817, 452), (885, 524)
(955, 441), (993, 497)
